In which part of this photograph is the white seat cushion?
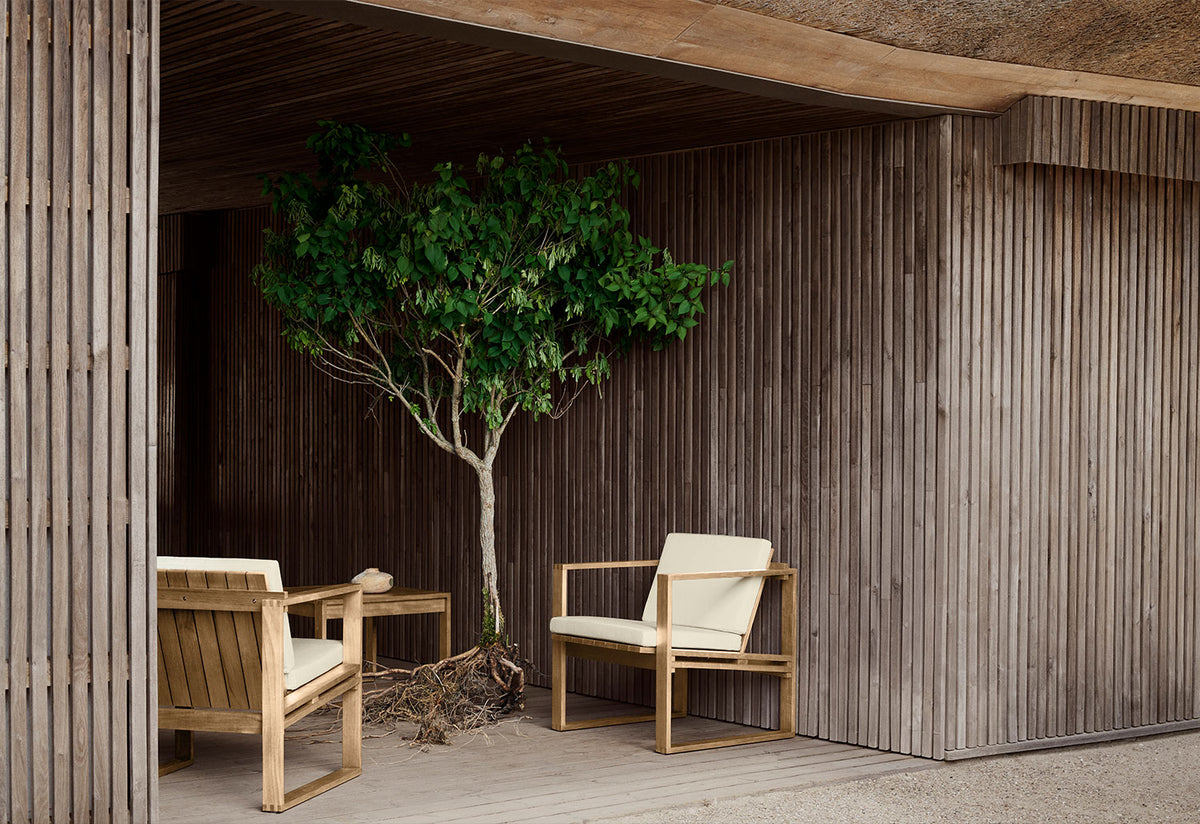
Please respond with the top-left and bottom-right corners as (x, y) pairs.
(157, 556), (295, 673)
(550, 615), (743, 652)
(640, 533), (773, 635)
(287, 638), (345, 690)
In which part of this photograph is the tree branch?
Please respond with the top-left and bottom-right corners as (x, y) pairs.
(448, 335), (484, 469)
(333, 315), (455, 454)
(422, 345), (455, 379)
(485, 401), (521, 465)
(548, 381), (590, 420)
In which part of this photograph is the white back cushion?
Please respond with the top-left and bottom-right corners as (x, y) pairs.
(157, 556), (294, 672)
(640, 533), (773, 635)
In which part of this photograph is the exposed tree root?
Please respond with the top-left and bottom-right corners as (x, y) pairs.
(361, 643), (526, 745)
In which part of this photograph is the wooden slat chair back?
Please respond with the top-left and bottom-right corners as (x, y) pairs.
(156, 559), (364, 812)
(550, 533), (798, 754)
(157, 569), (268, 713)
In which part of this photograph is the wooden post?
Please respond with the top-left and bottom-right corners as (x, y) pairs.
(551, 566), (568, 731)
(261, 598), (286, 812)
(342, 588), (363, 773)
(655, 573), (674, 754)
(780, 568), (798, 737)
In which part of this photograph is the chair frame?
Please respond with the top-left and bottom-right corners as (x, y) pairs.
(157, 569), (364, 812)
(551, 559), (797, 754)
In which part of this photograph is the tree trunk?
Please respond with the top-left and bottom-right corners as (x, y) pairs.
(476, 462), (504, 640)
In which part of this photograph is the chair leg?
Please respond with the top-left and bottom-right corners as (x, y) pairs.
(552, 636), (567, 731)
(262, 702), (286, 812)
(655, 653), (673, 754)
(343, 676), (363, 773)
(262, 590), (362, 814)
(553, 640), (683, 733)
(264, 680), (363, 813)
(657, 669), (796, 754)
(780, 670), (797, 737)
(158, 730), (194, 777)
(672, 668), (688, 718)
(262, 599), (287, 813)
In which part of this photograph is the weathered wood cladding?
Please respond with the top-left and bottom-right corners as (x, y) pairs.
(2, 1), (158, 822)
(998, 95), (1200, 183)
(157, 110), (1200, 762)
(797, 121), (944, 757)
(939, 114), (1200, 756)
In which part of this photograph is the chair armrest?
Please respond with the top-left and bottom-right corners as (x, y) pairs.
(554, 560), (659, 571)
(659, 567), (796, 582)
(552, 560), (659, 619)
(282, 583), (362, 607)
(283, 584), (363, 670)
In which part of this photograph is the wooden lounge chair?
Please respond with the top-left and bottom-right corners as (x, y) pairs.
(156, 557), (363, 812)
(550, 533), (797, 754)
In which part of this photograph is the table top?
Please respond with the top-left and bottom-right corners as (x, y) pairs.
(287, 585), (451, 618)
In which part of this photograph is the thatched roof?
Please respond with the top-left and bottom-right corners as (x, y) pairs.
(710, 0), (1200, 87)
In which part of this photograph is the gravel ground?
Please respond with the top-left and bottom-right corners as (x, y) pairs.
(602, 731), (1200, 823)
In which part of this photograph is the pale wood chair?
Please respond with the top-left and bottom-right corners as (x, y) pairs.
(550, 533), (797, 754)
(156, 557), (363, 812)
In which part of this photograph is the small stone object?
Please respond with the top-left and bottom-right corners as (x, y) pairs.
(352, 567), (394, 593)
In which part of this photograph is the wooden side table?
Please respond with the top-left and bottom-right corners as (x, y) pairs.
(288, 585), (452, 664)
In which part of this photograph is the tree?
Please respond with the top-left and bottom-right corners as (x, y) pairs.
(255, 122), (729, 644)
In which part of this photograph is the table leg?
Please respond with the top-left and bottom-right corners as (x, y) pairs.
(439, 596), (452, 660)
(364, 616), (377, 664)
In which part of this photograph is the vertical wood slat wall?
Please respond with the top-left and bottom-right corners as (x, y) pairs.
(157, 102), (1200, 762)
(2, 1), (158, 822)
(939, 105), (1200, 756)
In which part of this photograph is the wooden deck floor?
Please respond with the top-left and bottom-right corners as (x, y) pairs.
(158, 687), (936, 822)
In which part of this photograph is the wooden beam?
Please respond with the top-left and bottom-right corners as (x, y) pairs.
(247, 0), (1200, 115)
(244, 0), (972, 118)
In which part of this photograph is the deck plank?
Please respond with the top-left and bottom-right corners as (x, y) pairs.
(159, 686), (934, 823)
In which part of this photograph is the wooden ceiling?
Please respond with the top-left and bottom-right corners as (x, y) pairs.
(160, 0), (900, 214)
